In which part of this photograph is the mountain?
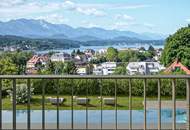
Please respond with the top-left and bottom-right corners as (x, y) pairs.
(0, 19), (167, 40)
(141, 32), (168, 40)
(72, 35), (101, 42)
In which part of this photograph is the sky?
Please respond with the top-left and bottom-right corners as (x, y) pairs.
(0, 0), (190, 35)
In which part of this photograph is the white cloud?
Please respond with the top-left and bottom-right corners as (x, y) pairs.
(35, 14), (69, 24)
(116, 14), (134, 21)
(0, 0), (106, 20)
(77, 3), (151, 10)
(76, 7), (106, 16)
(0, 0), (26, 7)
(62, 1), (106, 16)
(143, 23), (155, 29)
(186, 19), (190, 22)
(0, 0), (149, 25)
(113, 22), (155, 31)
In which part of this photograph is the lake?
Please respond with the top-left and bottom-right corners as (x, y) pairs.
(37, 44), (164, 54)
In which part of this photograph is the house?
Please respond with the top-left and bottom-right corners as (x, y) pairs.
(93, 62), (117, 75)
(74, 54), (88, 65)
(164, 59), (190, 74)
(127, 62), (165, 75)
(153, 48), (163, 61)
(84, 49), (95, 56)
(26, 55), (49, 69)
(96, 48), (107, 55)
(51, 52), (72, 62)
(26, 55), (49, 74)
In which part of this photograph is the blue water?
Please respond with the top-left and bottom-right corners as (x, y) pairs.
(2, 109), (186, 123)
(37, 44), (164, 54)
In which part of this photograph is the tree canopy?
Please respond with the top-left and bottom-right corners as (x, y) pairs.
(106, 47), (118, 61)
(161, 25), (190, 67)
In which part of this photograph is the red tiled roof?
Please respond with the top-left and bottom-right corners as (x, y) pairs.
(164, 59), (190, 74)
(27, 55), (49, 65)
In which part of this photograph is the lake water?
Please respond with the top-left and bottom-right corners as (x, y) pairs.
(37, 44), (164, 54)
(2, 109), (186, 123)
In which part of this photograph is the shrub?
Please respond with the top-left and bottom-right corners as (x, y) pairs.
(8, 84), (34, 104)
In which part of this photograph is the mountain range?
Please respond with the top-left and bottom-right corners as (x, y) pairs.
(0, 19), (167, 41)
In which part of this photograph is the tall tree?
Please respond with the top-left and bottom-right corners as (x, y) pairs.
(106, 47), (118, 62)
(161, 25), (190, 67)
(63, 61), (77, 74)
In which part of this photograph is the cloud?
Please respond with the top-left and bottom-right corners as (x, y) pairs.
(77, 3), (151, 10)
(76, 7), (106, 16)
(35, 14), (69, 24)
(113, 22), (155, 31)
(115, 14), (134, 21)
(0, 0), (26, 7)
(143, 23), (155, 29)
(186, 19), (190, 22)
(0, 0), (106, 20)
(63, 1), (106, 16)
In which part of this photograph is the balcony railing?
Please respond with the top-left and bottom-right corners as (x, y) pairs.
(0, 75), (190, 130)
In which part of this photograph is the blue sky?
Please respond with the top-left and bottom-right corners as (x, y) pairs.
(0, 0), (190, 35)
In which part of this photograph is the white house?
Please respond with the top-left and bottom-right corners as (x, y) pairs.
(96, 48), (107, 55)
(93, 62), (117, 75)
(51, 53), (72, 62)
(74, 54), (88, 64)
(127, 62), (165, 75)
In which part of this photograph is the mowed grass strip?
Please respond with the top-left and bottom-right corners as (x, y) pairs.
(2, 95), (184, 110)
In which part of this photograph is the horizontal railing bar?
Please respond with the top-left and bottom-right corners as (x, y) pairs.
(0, 75), (190, 79)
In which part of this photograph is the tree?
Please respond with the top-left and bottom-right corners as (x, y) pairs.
(118, 51), (130, 62)
(147, 45), (156, 58)
(161, 25), (190, 67)
(106, 47), (118, 61)
(0, 58), (17, 75)
(148, 45), (155, 52)
(139, 47), (146, 51)
(114, 66), (127, 75)
(1, 51), (33, 74)
(63, 61), (77, 74)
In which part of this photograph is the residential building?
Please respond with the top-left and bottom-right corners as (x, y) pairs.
(164, 59), (190, 74)
(127, 62), (165, 75)
(84, 49), (95, 56)
(96, 48), (107, 55)
(154, 48), (163, 61)
(93, 62), (117, 75)
(74, 54), (88, 65)
(51, 52), (72, 62)
(26, 55), (49, 74)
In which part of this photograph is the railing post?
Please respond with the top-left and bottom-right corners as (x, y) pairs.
(42, 80), (45, 130)
(56, 79), (59, 130)
(86, 79), (88, 130)
(100, 79), (103, 130)
(129, 79), (132, 130)
(0, 79), (2, 130)
(27, 79), (31, 130)
(158, 79), (161, 130)
(172, 79), (176, 130)
(115, 79), (118, 130)
(71, 79), (74, 130)
(13, 79), (16, 130)
(143, 79), (147, 130)
(186, 79), (190, 130)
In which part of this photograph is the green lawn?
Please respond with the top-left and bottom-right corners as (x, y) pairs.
(2, 95), (184, 110)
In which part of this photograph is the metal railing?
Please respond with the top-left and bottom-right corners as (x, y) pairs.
(0, 75), (189, 130)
